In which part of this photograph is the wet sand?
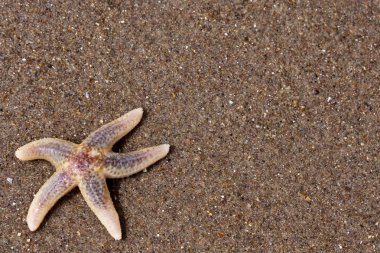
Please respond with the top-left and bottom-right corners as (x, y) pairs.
(1, 1), (379, 252)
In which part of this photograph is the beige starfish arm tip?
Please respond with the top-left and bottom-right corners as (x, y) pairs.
(134, 107), (143, 113)
(27, 215), (40, 231)
(150, 144), (170, 161)
(15, 148), (26, 160)
(26, 202), (50, 232)
(161, 144), (170, 155)
(97, 210), (122, 240)
(125, 107), (143, 121)
(15, 144), (37, 160)
(126, 107), (144, 125)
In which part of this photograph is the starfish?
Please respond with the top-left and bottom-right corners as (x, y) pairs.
(15, 108), (169, 240)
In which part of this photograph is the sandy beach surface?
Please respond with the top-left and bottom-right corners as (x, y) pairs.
(1, 1), (379, 252)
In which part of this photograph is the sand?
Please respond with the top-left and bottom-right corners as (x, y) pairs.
(1, 1), (379, 252)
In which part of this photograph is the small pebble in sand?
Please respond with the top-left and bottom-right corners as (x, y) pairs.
(7, 177), (13, 184)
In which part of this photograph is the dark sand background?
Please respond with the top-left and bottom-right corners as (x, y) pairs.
(1, 1), (379, 252)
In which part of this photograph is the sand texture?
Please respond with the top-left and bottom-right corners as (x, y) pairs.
(1, 1), (379, 252)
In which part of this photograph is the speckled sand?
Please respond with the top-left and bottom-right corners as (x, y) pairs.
(1, 1), (379, 252)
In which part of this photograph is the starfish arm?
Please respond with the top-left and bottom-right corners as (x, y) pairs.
(27, 171), (76, 231)
(104, 144), (170, 178)
(79, 173), (121, 240)
(82, 108), (143, 151)
(15, 138), (77, 167)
